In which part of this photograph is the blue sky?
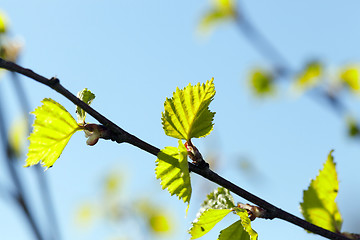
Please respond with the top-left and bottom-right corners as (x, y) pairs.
(1, 0), (360, 240)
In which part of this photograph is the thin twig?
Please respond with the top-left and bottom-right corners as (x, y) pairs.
(234, 5), (349, 117)
(10, 71), (61, 240)
(0, 58), (351, 240)
(0, 80), (43, 240)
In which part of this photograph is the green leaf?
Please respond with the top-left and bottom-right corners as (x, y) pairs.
(340, 66), (360, 93)
(0, 11), (7, 33)
(293, 61), (322, 92)
(249, 68), (275, 96)
(8, 115), (28, 157)
(346, 116), (360, 137)
(189, 209), (232, 239)
(162, 79), (216, 140)
(199, 0), (236, 33)
(300, 150), (342, 233)
(218, 216), (257, 240)
(76, 88), (95, 125)
(25, 98), (81, 169)
(200, 187), (235, 213)
(155, 140), (192, 210)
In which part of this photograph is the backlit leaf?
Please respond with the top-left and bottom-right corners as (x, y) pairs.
(340, 66), (360, 93)
(162, 79), (216, 140)
(0, 10), (7, 33)
(149, 213), (172, 234)
(155, 140), (192, 210)
(346, 116), (360, 137)
(189, 209), (232, 239)
(136, 199), (173, 234)
(8, 116), (28, 157)
(293, 61), (322, 92)
(75, 202), (96, 228)
(76, 88), (95, 125)
(25, 98), (81, 169)
(199, 0), (236, 33)
(200, 187), (235, 213)
(249, 69), (274, 96)
(300, 150), (342, 232)
(231, 209), (258, 240)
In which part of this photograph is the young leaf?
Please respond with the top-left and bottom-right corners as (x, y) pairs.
(300, 150), (343, 233)
(218, 217), (258, 240)
(232, 208), (258, 240)
(162, 79), (216, 140)
(340, 66), (360, 93)
(199, 0), (236, 34)
(76, 88), (95, 125)
(0, 10), (7, 33)
(155, 140), (192, 210)
(189, 209), (232, 239)
(200, 187), (235, 213)
(25, 98), (81, 169)
(249, 68), (275, 96)
(8, 115), (28, 157)
(293, 61), (322, 92)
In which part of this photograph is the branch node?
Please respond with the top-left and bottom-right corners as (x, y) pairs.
(49, 77), (60, 87)
(237, 203), (268, 221)
(185, 139), (209, 169)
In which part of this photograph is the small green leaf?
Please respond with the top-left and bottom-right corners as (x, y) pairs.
(293, 61), (322, 92)
(199, 0), (236, 33)
(218, 217), (257, 240)
(300, 150), (342, 233)
(155, 140), (192, 210)
(25, 98), (81, 169)
(76, 88), (95, 125)
(233, 209), (258, 240)
(162, 78), (216, 140)
(249, 68), (275, 96)
(0, 11), (7, 33)
(8, 116), (28, 157)
(340, 66), (360, 93)
(189, 209), (232, 239)
(346, 116), (360, 137)
(200, 187), (235, 213)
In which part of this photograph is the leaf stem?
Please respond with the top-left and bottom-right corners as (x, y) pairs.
(0, 57), (351, 240)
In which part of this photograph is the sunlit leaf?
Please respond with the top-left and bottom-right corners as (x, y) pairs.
(189, 209), (232, 239)
(293, 61), (322, 92)
(249, 69), (274, 96)
(218, 218), (258, 240)
(136, 199), (173, 234)
(104, 171), (123, 196)
(340, 66), (360, 93)
(149, 213), (172, 234)
(76, 88), (95, 125)
(162, 79), (216, 140)
(0, 10), (7, 33)
(199, 0), (236, 33)
(232, 208), (258, 240)
(8, 116), (28, 157)
(200, 187), (235, 213)
(25, 98), (81, 169)
(155, 140), (192, 210)
(75, 203), (96, 228)
(300, 150), (342, 233)
(346, 116), (360, 137)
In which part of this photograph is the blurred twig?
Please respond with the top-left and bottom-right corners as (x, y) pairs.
(0, 86), (43, 240)
(10, 71), (61, 240)
(235, 2), (349, 117)
(0, 57), (351, 240)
